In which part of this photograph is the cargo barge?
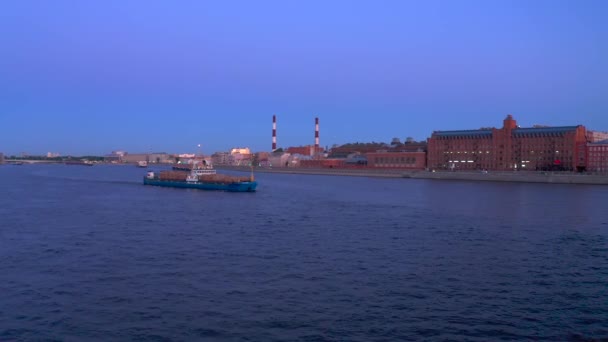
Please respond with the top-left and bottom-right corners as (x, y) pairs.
(143, 168), (257, 192)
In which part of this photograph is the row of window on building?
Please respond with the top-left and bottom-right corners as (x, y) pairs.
(371, 157), (418, 164)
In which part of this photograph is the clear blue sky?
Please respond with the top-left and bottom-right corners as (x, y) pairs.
(1, 0), (606, 156)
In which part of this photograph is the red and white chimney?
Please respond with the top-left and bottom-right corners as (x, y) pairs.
(272, 115), (277, 151)
(314, 117), (320, 149)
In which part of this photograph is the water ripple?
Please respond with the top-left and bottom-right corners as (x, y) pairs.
(0, 165), (607, 341)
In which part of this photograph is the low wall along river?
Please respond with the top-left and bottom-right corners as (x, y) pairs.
(217, 166), (608, 185)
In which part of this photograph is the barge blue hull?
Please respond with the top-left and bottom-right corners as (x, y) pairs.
(144, 177), (257, 192)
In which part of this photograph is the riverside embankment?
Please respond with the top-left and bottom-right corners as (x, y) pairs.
(217, 166), (608, 185)
(407, 170), (608, 185)
(216, 166), (406, 178)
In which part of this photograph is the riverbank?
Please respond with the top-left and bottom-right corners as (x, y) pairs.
(217, 166), (608, 185)
(407, 170), (608, 185)
(216, 166), (406, 178)
(2, 159), (64, 164)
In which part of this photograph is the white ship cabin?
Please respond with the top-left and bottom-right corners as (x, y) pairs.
(192, 159), (216, 176)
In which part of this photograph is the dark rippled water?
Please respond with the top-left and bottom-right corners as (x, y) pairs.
(1, 164), (607, 341)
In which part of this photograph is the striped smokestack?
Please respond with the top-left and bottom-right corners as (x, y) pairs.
(315, 117), (319, 149)
(272, 115), (277, 151)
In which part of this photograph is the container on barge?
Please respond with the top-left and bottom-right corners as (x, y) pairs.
(143, 170), (257, 192)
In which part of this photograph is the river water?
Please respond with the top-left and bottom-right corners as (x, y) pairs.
(1, 164), (607, 341)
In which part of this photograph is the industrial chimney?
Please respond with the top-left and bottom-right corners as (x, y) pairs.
(315, 117), (320, 149)
(272, 115), (277, 151)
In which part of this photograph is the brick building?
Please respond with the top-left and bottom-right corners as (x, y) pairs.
(427, 115), (587, 171)
(387, 142), (427, 153)
(587, 139), (608, 173)
(366, 151), (426, 169)
(329, 141), (426, 158)
(299, 159), (346, 168)
(328, 143), (387, 158)
(286, 145), (324, 156)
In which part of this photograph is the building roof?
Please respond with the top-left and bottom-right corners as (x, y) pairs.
(433, 125), (582, 138)
(432, 129), (493, 137)
(513, 126), (580, 135)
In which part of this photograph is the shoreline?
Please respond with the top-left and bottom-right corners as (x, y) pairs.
(6, 163), (607, 185)
(216, 166), (608, 185)
(216, 166), (406, 178)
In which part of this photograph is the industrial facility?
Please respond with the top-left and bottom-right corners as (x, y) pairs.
(251, 114), (608, 173)
(5, 114), (606, 174)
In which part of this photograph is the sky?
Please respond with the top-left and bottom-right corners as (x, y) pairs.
(1, 0), (607, 156)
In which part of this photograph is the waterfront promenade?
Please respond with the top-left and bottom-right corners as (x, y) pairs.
(218, 166), (608, 185)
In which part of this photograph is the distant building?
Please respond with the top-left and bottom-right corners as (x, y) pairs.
(46, 152), (60, 158)
(328, 143), (387, 158)
(267, 153), (291, 168)
(427, 115), (587, 171)
(230, 147), (253, 166)
(286, 145), (324, 156)
(387, 142), (427, 153)
(104, 151), (125, 163)
(211, 152), (232, 165)
(231, 147), (251, 155)
(104, 153), (120, 163)
(299, 158), (346, 168)
(121, 152), (173, 164)
(587, 139), (608, 173)
(149, 153), (174, 164)
(344, 153), (368, 165)
(121, 153), (149, 163)
(328, 140), (426, 158)
(256, 152), (270, 161)
(255, 152), (271, 167)
(366, 151), (426, 170)
(587, 130), (608, 143)
(0, 153), (4, 164)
